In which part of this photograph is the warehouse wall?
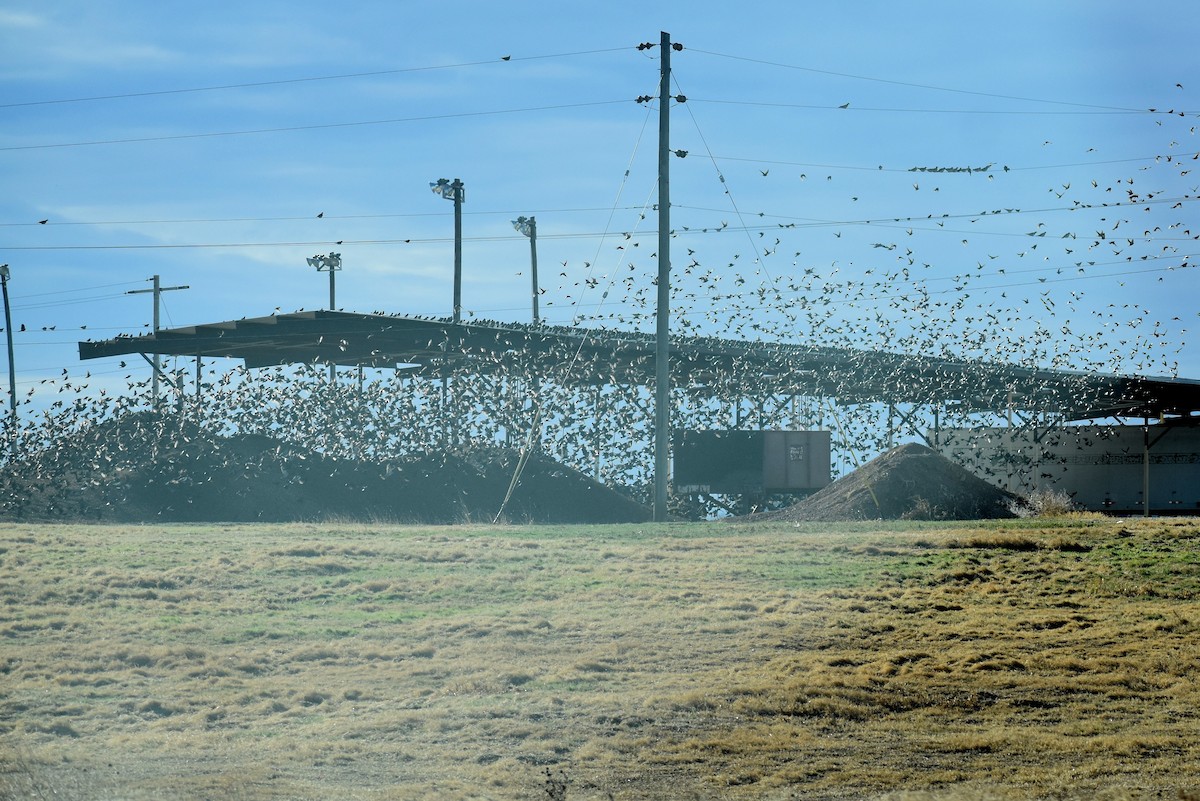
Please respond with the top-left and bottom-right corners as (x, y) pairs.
(938, 424), (1200, 514)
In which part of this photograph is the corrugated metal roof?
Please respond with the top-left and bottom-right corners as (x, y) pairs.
(79, 310), (1200, 422)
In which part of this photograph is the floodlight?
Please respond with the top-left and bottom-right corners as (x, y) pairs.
(308, 253), (341, 271)
(430, 178), (463, 202)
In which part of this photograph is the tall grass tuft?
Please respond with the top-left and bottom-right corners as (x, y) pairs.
(1009, 488), (1079, 518)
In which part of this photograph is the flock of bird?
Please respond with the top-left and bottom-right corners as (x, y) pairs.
(1, 88), (1197, 519)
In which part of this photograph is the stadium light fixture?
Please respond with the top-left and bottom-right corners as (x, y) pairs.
(307, 252), (342, 310)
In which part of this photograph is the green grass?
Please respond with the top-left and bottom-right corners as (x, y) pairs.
(1, 519), (1199, 800)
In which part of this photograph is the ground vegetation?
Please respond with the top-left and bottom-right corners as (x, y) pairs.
(2, 517), (1197, 799)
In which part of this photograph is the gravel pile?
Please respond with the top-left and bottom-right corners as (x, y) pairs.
(749, 442), (1019, 522)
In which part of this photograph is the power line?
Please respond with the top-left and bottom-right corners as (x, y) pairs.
(3, 149), (1189, 231)
(7, 279), (144, 299)
(13, 292), (136, 311)
(4, 193), (1194, 253)
(687, 48), (1151, 113)
(0, 47), (632, 109)
(673, 194), (1199, 232)
(0, 99), (632, 151)
(0, 234), (619, 251)
(671, 72), (774, 289)
(481, 256), (1198, 326)
(708, 152), (1197, 173)
(0, 207), (648, 228)
(692, 98), (1151, 116)
(17, 156), (1193, 230)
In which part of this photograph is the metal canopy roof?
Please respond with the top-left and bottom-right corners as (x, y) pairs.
(78, 310), (1200, 422)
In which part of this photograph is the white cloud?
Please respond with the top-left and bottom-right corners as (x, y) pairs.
(0, 9), (43, 28)
(0, 7), (180, 80)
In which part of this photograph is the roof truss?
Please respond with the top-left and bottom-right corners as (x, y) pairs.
(79, 310), (1200, 422)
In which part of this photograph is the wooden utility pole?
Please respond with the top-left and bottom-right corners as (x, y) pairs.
(0, 264), (16, 448)
(654, 31), (674, 522)
(127, 275), (188, 409)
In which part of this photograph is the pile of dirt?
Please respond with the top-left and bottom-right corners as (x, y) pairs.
(463, 447), (651, 524)
(0, 416), (650, 524)
(750, 442), (1019, 522)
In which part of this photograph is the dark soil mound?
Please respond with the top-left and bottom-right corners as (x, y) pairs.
(464, 448), (650, 524)
(751, 442), (1019, 522)
(0, 415), (650, 524)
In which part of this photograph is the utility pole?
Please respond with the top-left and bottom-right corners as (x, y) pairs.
(127, 275), (188, 410)
(513, 216), (540, 324)
(653, 31), (676, 522)
(0, 264), (16, 448)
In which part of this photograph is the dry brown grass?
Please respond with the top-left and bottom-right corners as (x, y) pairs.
(1, 518), (1198, 800)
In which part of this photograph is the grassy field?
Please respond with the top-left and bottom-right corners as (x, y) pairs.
(1, 517), (1198, 800)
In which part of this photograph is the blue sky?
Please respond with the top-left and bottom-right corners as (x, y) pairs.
(1, 1), (1197, 413)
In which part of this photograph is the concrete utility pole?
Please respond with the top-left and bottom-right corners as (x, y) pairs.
(126, 275), (188, 409)
(653, 31), (675, 522)
(0, 264), (16, 443)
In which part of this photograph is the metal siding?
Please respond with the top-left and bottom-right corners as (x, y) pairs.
(763, 431), (832, 491)
(940, 425), (1200, 513)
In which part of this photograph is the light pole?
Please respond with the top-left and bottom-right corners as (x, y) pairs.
(431, 178), (465, 323)
(306, 252), (342, 310)
(512, 216), (540, 324)
(306, 253), (342, 382)
(0, 264), (16, 442)
(511, 217), (544, 452)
